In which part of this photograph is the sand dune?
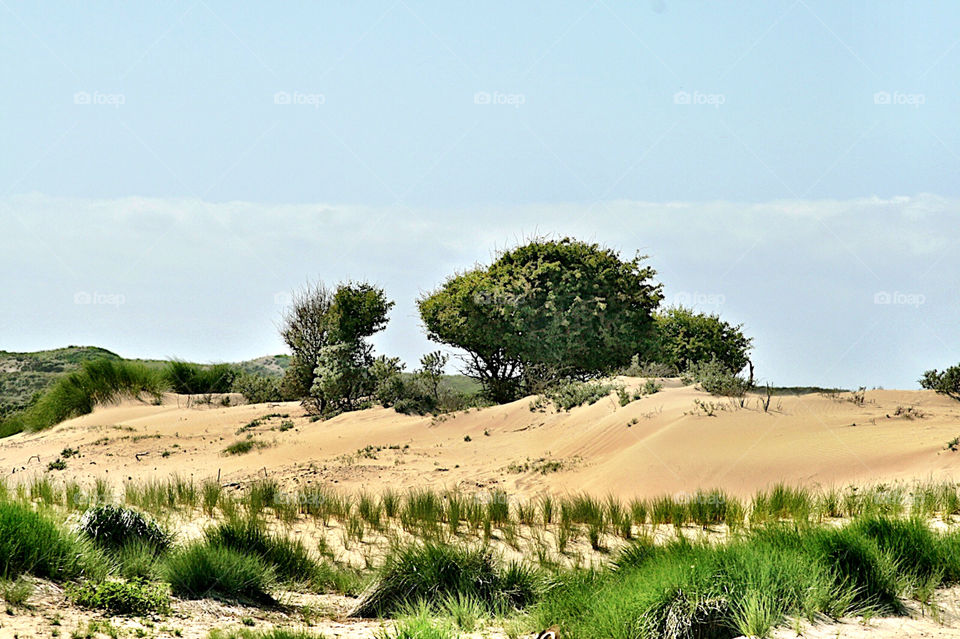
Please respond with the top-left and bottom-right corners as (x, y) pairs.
(3, 379), (960, 498)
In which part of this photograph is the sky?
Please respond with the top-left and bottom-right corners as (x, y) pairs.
(1, 1), (958, 389)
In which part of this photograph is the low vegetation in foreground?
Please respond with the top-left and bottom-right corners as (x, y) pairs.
(3, 474), (960, 638)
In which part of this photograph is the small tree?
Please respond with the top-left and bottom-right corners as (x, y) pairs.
(280, 282), (334, 401)
(920, 366), (960, 401)
(280, 280), (393, 414)
(417, 351), (448, 404)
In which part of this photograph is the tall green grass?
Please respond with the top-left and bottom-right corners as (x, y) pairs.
(164, 361), (236, 395)
(533, 516), (960, 639)
(0, 359), (165, 436)
(353, 542), (541, 618)
(0, 500), (107, 581)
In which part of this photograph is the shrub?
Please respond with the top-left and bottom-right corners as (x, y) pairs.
(67, 579), (170, 615)
(647, 306), (753, 377)
(920, 365), (960, 401)
(162, 542), (275, 602)
(231, 373), (284, 404)
(545, 381), (618, 411)
(0, 500), (106, 581)
(683, 358), (752, 397)
(79, 504), (172, 552)
(352, 542), (540, 617)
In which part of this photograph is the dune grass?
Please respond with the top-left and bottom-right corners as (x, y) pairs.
(162, 541), (276, 602)
(164, 360), (236, 395)
(352, 542), (541, 618)
(533, 517), (960, 639)
(0, 359), (165, 437)
(0, 499), (108, 581)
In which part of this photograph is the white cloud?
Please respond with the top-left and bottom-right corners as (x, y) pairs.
(1, 192), (958, 389)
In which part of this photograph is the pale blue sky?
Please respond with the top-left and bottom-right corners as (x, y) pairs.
(1, 1), (959, 388)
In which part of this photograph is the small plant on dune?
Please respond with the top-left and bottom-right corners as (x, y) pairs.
(66, 579), (170, 616)
(545, 381), (619, 412)
(47, 458), (67, 471)
(946, 437), (959, 452)
(224, 439), (272, 456)
(0, 577), (34, 607)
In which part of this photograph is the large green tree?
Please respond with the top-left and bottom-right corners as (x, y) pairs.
(418, 238), (663, 402)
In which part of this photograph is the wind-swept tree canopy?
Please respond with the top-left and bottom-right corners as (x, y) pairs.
(418, 238), (663, 401)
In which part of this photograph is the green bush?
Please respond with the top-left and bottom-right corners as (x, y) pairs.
(683, 358), (751, 397)
(67, 579), (170, 615)
(231, 373), (284, 404)
(0, 500), (106, 581)
(79, 504), (172, 552)
(352, 542), (540, 617)
(647, 306), (753, 376)
(545, 381), (618, 411)
(162, 542), (275, 602)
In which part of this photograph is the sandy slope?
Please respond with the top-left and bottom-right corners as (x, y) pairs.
(2, 378), (959, 499)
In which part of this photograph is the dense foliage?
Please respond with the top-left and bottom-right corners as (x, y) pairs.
(419, 238), (663, 401)
(646, 306), (753, 377)
(920, 365), (960, 401)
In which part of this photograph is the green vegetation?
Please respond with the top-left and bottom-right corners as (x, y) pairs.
(0, 500), (106, 581)
(534, 516), (960, 639)
(419, 238), (664, 402)
(0, 359), (165, 437)
(0, 346), (121, 418)
(280, 281), (394, 416)
(66, 578), (170, 615)
(78, 504), (172, 551)
(353, 542), (540, 617)
(164, 360), (237, 394)
(162, 541), (276, 602)
(544, 380), (618, 411)
(223, 439), (272, 455)
(645, 306), (753, 379)
(920, 364), (960, 400)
